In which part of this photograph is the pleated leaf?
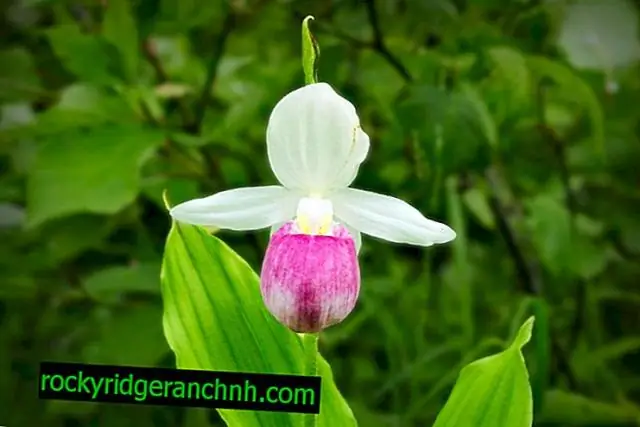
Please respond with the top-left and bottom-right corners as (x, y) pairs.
(160, 220), (357, 427)
(433, 317), (535, 427)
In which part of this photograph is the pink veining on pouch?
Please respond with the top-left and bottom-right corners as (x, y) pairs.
(260, 221), (360, 333)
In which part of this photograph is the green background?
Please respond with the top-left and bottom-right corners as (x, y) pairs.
(1, 0), (639, 426)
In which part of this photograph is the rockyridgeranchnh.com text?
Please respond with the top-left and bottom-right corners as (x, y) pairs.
(38, 361), (321, 414)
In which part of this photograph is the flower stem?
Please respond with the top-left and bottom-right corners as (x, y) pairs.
(303, 332), (319, 427)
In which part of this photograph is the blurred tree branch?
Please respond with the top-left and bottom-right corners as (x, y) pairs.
(485, 167), (578, 390)
(141, 6), (239, 194)
(364, 0), (413, 83)
(142, 39), (195, 129)
(192, 9), (235, 134)
(299, 0), (413, 83)
(485, 169), (542, 295)
(535, 83), (578, 217)
(611, 234), (640, 260)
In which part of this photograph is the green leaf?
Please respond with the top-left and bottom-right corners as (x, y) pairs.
(570, 237), (609, 280)
(539, 389), (640, 425)
(526, 56), (605, 154)
(183, 408), (215, 427)
(575, 337), (640, 371)
(46, 24), (116, 85)
(44, 214), (114, 262)
(525, 195), (608, 279)
(102, 0), (140, 81)
(26, 125), (164, 227)
(485, 46), (531, 106)
(462, 187), (495, 230)
(0, 48), (42, 102)
(512, 317), (535, 349)
(458, 83), (498, 149)
(83, 262), (161, 303)
(161, 221), (357, 427)
(35, 84), (139, 135)
(0, 273), (36, 299)
(482, 46), (532, 125)
(557, 0), (640, 71)
(525, 195), (573, 277)
(508, 297), (551, 415)
(155, 0), (221, 32)
(432, 317), (534, 427)
(83, 303), (169, 366)
(396, 85), (491, 172)
(3, 84), (138, 140)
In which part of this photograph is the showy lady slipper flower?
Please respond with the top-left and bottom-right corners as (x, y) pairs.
(169, 83), (456, 333)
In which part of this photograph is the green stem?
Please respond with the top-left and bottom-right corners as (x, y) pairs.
(303, 333), (319, 427)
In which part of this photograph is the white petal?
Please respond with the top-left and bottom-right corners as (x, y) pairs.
(332, 129), (370, 189)
(170, 186), (299, 231)
(266, 83), (370, 193)
(332, 188), (456, 246)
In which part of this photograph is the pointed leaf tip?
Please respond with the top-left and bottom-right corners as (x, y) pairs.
(162, 189), (172, 211)
(512, 316), (535, 350)
(433, 315), (535, 427)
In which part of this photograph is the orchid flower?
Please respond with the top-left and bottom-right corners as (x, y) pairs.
(169, 83), (456, 332)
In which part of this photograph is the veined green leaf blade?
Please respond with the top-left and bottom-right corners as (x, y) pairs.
(161, 221), (357, 427)
(433, 317), (535, 427)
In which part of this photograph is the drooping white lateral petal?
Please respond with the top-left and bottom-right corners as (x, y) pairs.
(332, 188), (456, 246)
(170, 186), (299, 231)
(266, 83), (371, 193)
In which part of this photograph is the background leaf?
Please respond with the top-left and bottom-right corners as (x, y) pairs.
(526, 55), (605, 152)
(102, 0), (140, 81)
(83, 302), (169, 366)
(46, 25), (116, 86)
(83, 262), (161, 303)
(538, 389), (640, 425)
(0, 48), (42, 102)
(26, 125), (164, 227)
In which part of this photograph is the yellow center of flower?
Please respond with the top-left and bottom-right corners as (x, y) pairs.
(295, 197), (334, 235)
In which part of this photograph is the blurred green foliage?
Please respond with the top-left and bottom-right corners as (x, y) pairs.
(1, 0), (639, 426)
